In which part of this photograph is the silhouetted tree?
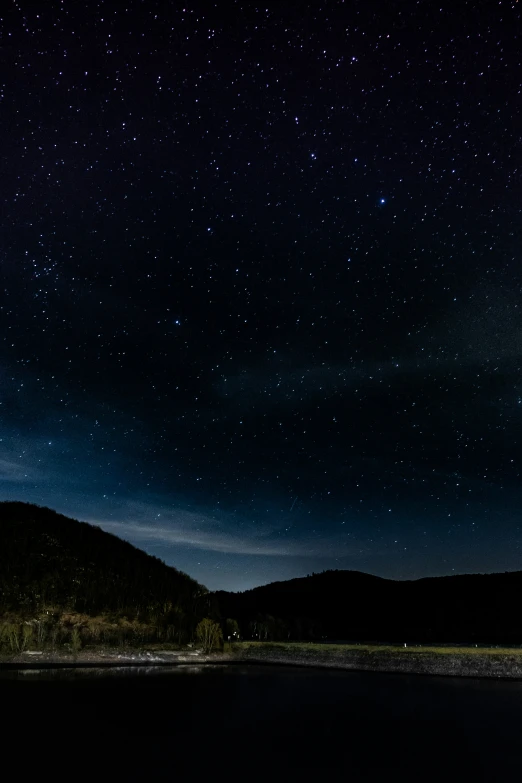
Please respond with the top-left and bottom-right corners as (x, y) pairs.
(195, 618), (223, 653)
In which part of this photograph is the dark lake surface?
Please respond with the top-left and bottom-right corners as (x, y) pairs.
(3, 663), (522, 779)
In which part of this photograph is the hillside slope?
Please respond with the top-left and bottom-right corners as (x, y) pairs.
(216, 568), (522, 644)
(0, 501), (207, 620)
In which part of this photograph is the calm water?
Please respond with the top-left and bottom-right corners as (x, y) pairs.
(3, 663), (522, 778)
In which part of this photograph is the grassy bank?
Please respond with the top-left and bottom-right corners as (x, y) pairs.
(229, 641), (522, 655)
(0, 610), (193, 658)
(227, 641), (522, 679)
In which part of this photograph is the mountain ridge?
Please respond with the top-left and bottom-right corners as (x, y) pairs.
(215, 567), (522, 644)
(2, 500), (521, 644)
(0, 501), (212, 631)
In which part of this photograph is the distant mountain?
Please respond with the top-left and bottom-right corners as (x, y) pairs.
(0, 501), (209, 624)
(216, 568), (522, 644)
(3, 501), (521, 645)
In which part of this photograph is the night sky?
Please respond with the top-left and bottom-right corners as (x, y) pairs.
(1, 1), (521, 591)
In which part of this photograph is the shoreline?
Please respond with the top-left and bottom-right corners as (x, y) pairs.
(231, 645), (522, 680)
(3, 643), (522, 679)
(0, 649), (223, 668)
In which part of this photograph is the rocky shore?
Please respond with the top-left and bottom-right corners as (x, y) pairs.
(3, 643), (522, 680)
(230, 643), (522, 679)
(0, 648), (223, 667)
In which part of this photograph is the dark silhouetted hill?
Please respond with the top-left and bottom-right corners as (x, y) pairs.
(0, 501), (207, 621)
(3, 501), (521, 644)
(216, 568), (522, 644)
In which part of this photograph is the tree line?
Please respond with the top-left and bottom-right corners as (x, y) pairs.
(4, 503), (522, 650)
(0, 502), (223, 652)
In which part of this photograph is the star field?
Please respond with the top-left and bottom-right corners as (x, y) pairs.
(1, 0), (521, 590)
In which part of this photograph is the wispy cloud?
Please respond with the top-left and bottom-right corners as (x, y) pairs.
(0, 457), (39, 482)
(215, 354), (463, 411)
(98, 519), (298, 555)
(215, 285), (522, 414)
(87, 501), (368, 559)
